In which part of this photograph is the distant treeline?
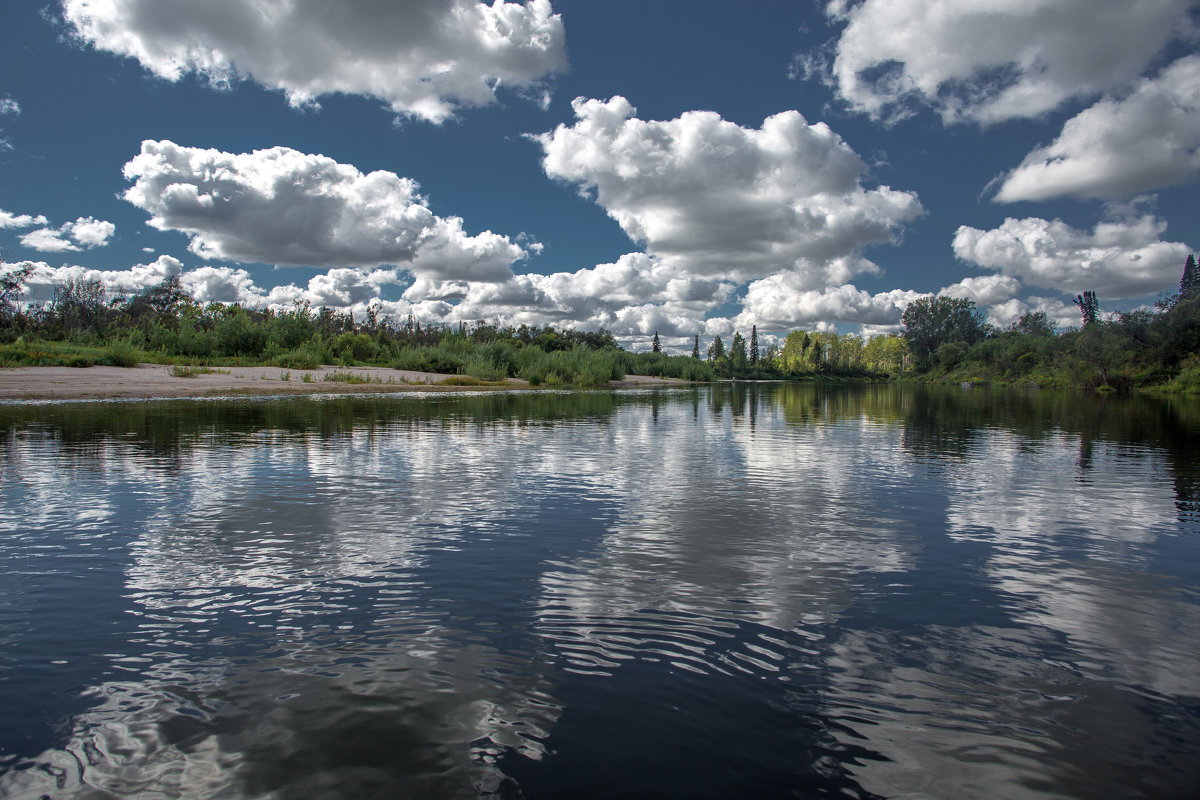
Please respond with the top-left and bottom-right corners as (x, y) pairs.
(690, 254), (1200, 392)
(0, 268), (713, 385)
(4, 254), (1200, 391)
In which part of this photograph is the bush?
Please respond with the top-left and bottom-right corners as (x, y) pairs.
(334, 332), (378, 362)
(100, 340), (139, 367)
(272, 348), (322, 370)
(463, 355), (507, 382)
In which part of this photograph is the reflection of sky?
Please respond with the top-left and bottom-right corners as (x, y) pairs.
(1, 388), (1198, 798)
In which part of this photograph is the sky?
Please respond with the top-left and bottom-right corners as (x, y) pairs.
(1, 0), (1198, 352)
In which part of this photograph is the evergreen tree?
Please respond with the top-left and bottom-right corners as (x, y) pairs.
(730, 331), (748, 370)
(1182, 254), (1200, 298)
(750, 325), (759, 365)
(691, 334), (700, 359)
(707, 335), (726, 362)
(1073, 290), (1099, 326)
(651, 331), (661, 353)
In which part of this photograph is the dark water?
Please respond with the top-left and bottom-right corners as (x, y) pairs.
(1, 384), (1198, 799)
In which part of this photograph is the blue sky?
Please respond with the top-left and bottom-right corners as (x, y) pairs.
(1, 0), (1197, 351)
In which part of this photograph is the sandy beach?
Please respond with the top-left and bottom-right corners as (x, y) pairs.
(0, 363), (688, 402)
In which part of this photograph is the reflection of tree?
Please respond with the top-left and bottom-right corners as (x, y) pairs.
(0, 391), (638, 465)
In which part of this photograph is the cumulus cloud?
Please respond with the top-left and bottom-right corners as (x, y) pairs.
(535, 97), (921, 283)
(985, 296), (1082, 332)
(178, 264), (263, 305)
(818, 0), (1196, 124)
(937, 274), (1023, 306)
(8, 254), (183, 303)
(738, 274), (922, 329)
(427, 252), (737, 335)
(995, 56), (1200, 202)
(62, 0), (565, 123)
(18, 216), (116, 252)
(122, 140), (528, 279)
(0, 209), (49, 228)
(953, 214), (1192, 299)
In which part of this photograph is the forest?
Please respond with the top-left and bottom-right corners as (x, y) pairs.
(3, 254), (1200, 392)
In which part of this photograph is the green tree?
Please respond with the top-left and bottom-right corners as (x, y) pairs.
(749, 325), (759, 365)
(730, 331), (748, 370)
(1071, 322), (1130, 387)
(780, 330), (809, 373)
(1073, 290), (1099, 326)
(1013, 310), (1055, 337)
(652, 331), (661, 353)
(52, 277), (107, 336)
(1182, 253), (1200, 298)
(862, 333), (908, 374)
(707, 335), (726, 362)
(691, 334), (700, 359)
(901, 295), (986, 366)
(1, 262), (34, 321)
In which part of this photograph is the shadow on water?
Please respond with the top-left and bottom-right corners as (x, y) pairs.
(1, 385), (1198, 798)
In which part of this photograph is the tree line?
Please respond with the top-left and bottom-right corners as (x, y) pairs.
(5, 254), (1200, 391)
(696, 254), (1200, 391)
(0, 269), (712, 386)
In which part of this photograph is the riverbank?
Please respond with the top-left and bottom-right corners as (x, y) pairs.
(0, 363), (690, 402)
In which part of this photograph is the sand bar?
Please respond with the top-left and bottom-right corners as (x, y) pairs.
(0, 364), (687, 402)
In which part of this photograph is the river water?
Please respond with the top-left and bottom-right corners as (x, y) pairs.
(0, 384), (1197, 799)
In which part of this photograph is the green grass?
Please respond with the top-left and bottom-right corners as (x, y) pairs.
(169, 364), (230, 378)
(0, 338), (148, 368)
(323, 370), (380, 385)
(439, 375), (504, 386)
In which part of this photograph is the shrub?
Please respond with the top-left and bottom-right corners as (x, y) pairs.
(101, 340), (139, 367)
(463, 355), (507, 382)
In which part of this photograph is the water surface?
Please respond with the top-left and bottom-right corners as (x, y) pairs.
(1, 384), (1198, 798)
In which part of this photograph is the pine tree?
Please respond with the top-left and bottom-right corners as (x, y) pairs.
(691, 334), (700, 359)
(1182, 254), (1200, 298)
(1073, 290), (1099, 326)
(730, 331), (748, 370)
(707, 335), (725, 362)
(749, 325), (759, 365)
(651, 331), (661, 353)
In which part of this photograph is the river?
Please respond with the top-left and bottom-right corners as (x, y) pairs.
(1, 384), (1197, 798)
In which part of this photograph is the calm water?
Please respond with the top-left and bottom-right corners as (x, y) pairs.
(1, 384), (1198, 799)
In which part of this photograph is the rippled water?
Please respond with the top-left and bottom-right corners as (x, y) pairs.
(1, 384), (1198, 798)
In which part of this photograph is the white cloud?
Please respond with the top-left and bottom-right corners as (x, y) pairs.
(985, 296), (1081, 331)
(738, 274), (922, 330)
(0, 209), (49, 228)
(62, 0), (565, 124)
(937, 274), (1023, 306)
(67, 216), (117, 246)
(19, 229), (79, 252)
(9, 254), (182, 303)
(122, 140), (528, 280)
(535, 96), (921, 283)
(432, 252), (737, 335)
(179, 264), (263, 305)
(995, 56), (1200, 202)
(17, 215), (116, 252)
(953, 214), (1192, 299)
(819, 0), (1196, 124)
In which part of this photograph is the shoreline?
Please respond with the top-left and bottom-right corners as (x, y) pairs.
(0, 363), (690, 403)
